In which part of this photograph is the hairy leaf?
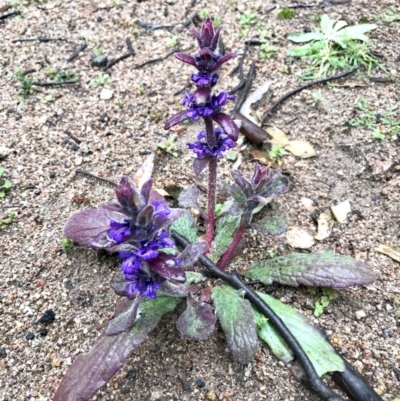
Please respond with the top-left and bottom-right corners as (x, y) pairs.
(243, 253), (376, 288)
(176, 295), (217, 341)
(179, 242), (207, 268)
(251, 214), (288, 236)
(185, 271), (206, 284)
(253, 292), (345, 376)
(53, 296), (181, 401)
(170, 210), (198, 244)
(212, 285), (258, 364)
(63, 208), (126, 250)
(105, 295), (142, 336)
(287, 31), (325, 43)
(149, 253), (186, 282)
(193, 157), (210, 175)
(209, 214), (240, 263)
(110, 271), (129, 297)
(178, 187), (204, 215)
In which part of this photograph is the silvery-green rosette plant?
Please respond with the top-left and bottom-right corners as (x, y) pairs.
(54, 18), (377, 401)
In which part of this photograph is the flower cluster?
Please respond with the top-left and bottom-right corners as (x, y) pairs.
(63, 174), (185, 299)
(188, 129), (235, 158)
(165, 18), (239, 161)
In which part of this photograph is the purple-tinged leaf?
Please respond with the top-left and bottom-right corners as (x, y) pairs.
(159, 281), (195, 297)
(149, 253), (186, 283)
(110, 271), (129, 297)
(164, 111), (189, 130)
(140, 179), (153, 205)
(175, 53), (197, 67)
(105, 295), (142, 336)
(210, 26), (222, 51)
(242, 253), (376, 288)
(229, 202), (243, 217)
(136, 204), (154, 227)
(63, 209), (126, 250)
(212, 285), (259, 364)
(115, 176), (142, 211)
(215, 52), (236, 70)
(98, 201), (125, 214)
(153, 207), (184, 231)
(193, 157), (210, 175)
(176, 295), (217, 341)
(257, 174), (290, 200)
(230, 183), (247, 206)
(209, 213), (240, 263)
(231, 170), (252, 197)
(178, 187), (204, 215)
(53, 296), (181, 401)
(179, 242), (207, 268)
(253, 292), (345, 377)
(251, 214), (288, 236)
(212, 112), (239, 141)
(170, 210), (198, 244)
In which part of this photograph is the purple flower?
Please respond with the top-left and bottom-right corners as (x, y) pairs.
(125, 269), (163, 299)
(108, 219), (132, 244)
(166, 90), (239, 141)
(188, 129), (235, 158)
(191, 72), (219, 87)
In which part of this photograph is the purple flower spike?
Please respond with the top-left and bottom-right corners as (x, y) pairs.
(188, 129), (235, 158)
(125, 270), (163, 299)
(189, 17), (222, 51)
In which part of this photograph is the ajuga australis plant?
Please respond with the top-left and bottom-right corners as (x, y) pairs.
(54, 18), (381, 401)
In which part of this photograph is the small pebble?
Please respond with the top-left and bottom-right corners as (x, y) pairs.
(38, 309), (55, 324)
(65, 160), (71, 168)
(91, 55), (108, 67)
(26, 332), (35, 340)
(40, 328), (48, 337)
(96, 16), (102, 23)
(0, 347), (6, 358)
(355, 310), (366, 320)
(126, 369), (136, 380)
(71, 144), (80, 151)
(196, 378), (205, 388)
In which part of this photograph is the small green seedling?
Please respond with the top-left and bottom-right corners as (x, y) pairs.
(267, 250), (277, 258)
(0, 211), (16, 230)
(259, 43), (278, 59)
(94, 48), (104, 57)
(277, 8), (295, 20)
(157, 136), (179, 157)
(287, 14), (382, 77)
(90, 72), (113, 89)
(0, 167), (12, 198)
(307, 91), (325, 107)
(314, 288), (338, 317)
(349, 98), (400, 138)
(269, 145), (286, 160)
(138, 86), (145, 94)
(200, 8), (209, 19)
(16, 69), (33, 99)
(212, 16), (223, 28)
(375, 6), (400, 23)
(239, 10), (257, 27)
(168, 37), (179, 47)
(61, 236), (74, 253)
(372, 129), (385, 140)
(313, 13), (321, 23)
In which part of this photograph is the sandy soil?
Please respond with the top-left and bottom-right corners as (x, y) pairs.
(0, 0), (399, 400)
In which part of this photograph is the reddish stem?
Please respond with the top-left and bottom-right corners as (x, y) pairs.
(205, 156), (217, 253)
(218, 225), (246, 269)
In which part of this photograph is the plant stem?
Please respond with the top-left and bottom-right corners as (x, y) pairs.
(204, 117), (217, 253)
(218, 225), (246, 269)
(205, 156), (217, 253)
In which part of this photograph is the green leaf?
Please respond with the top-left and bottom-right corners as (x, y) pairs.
(242, 253), (376, 288)
(339, 24), (377, 41)
(251, 214), (288, 236)
(185, 271), (205, 284)
(53, 295), (181, 401)
(212, 285), (259, 364)
(287, 32), (325, 43)
(170, 210), (198, 244)
(209, 214), (240, 263)
(0, 192), (5, 198)
(0, 167), (4, 178)
(253, 292), (345, 377)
